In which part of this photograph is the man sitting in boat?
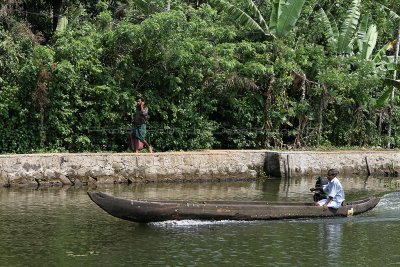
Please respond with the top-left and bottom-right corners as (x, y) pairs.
(310, 169), (345, 210)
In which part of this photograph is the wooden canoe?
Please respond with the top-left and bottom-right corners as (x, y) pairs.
(87, 192), (380, 223)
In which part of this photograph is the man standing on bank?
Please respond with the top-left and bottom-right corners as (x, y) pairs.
(131, 96), (153, 153)
(315, 169), (345, 210)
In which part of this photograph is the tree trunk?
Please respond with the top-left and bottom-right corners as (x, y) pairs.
(51, 0), (63, 32)
(387, 23), (400, 148)
(294, 73), (306, 147)
(263, 75), (275, 148)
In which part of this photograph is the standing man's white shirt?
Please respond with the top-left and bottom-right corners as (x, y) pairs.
(318, 177), (345, 209)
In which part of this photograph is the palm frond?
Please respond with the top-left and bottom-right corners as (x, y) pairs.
(224, 73), (259, 92)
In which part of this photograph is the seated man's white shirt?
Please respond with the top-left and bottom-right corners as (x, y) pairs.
(317, 177), (345, 208)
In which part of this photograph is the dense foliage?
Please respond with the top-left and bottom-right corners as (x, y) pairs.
(0, 0), (399, 153)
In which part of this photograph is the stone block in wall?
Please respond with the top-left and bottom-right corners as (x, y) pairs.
(145, 166), (163, 178)
(158, 155), (173, 168)
(8, 173), (38, 187)
(59, 175), (73, 185)
(0, 171), (8, 187)
(112, 162), (124, 172)
(94, 176), (119, 184)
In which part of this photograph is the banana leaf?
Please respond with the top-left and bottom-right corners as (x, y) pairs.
(373, 43), (391, 64)
(56, 16), (68, 32)
(269, 0), (305, 38)
(375, 79), (400, 108)
(360, 24), (377, 60)
(269, 0), (279, 35)
(378, 3), (400, 24)
(211, 0), (268, 36)
(357, 16), (369, 52)
(317, 9), (338, 50)
(245, 0), (269, 32)
(337, 0), (361, 54)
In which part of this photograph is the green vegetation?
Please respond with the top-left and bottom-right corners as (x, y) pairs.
(0, 0), (399, 153)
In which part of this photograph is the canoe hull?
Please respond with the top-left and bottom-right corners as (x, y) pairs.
(87, 192), (380, 223)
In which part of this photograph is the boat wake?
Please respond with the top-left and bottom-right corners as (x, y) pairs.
(348, 192), (400, 223)
(377, 192), (400, 210)
(150, 219), (252, 228)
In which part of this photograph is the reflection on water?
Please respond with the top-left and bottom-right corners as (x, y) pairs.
(1, 176), (400, 266)
(324, 223), (343, 263)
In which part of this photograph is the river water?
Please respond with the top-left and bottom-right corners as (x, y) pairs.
(1, 176), (400, 267)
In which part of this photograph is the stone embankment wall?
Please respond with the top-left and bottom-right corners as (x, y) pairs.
(0, 150), (266, 187)
(0, 150), (399, 187)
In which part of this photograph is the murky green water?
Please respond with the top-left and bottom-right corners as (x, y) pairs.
(1, 176), (400, 267)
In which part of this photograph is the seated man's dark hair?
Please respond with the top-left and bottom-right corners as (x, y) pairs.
(327, 169), (338, 176)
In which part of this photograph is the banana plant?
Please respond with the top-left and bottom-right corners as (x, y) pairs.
(318, 1), (391, 64)
(210, 0), (306, 40)
(316, 0), (361, 54)
(374, 3), (400, 109)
